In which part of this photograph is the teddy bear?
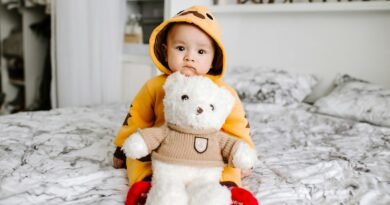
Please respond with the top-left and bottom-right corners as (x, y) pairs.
(122, 72), (257, 205)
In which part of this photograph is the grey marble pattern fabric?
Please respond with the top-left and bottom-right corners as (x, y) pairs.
(244, 103), (390, 205)
(224, 67), (318, 106)
(0, 102), (389, 204)
(0, 104), (129, 204)
(314, 74), (390, 128)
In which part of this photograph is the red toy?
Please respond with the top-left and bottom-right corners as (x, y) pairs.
(126, 181), (259, 205)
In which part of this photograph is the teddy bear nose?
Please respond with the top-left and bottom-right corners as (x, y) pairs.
(197, 107), (203, 114)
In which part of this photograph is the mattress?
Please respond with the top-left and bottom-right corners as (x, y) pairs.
(243, 103), (390, 205)
(0, 103), (389, 204)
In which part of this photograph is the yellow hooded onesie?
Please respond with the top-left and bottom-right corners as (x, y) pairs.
(114, 5), (254, 187)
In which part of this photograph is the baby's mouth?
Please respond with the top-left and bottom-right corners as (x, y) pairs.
(184, 65), (195, 70)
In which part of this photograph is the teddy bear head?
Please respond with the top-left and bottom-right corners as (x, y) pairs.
(163, 72), (235, 130)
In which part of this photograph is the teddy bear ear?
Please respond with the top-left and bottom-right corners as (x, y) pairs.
(219, 87), (235, 112)
(163, 71), (186, 93)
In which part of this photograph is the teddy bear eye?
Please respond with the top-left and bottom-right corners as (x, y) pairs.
(210, 104), (215, 111)
(181, 95), (189, 101)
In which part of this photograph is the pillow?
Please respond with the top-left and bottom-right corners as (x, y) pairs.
(314, 74), (390, 127)
(224, 67), (318, 106)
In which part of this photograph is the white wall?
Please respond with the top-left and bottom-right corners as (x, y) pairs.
(215, 9), (390, 100)
(163, 2), (390, 101)
(164, 0), (212, 19)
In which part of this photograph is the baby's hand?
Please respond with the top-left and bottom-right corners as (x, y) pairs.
(113, 157), (126, 169)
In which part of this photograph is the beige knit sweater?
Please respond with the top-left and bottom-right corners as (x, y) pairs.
(138, 123), (241, 167)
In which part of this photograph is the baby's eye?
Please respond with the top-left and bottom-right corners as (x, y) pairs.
(181, 95), (189, 101)
(198, 49), (206, 54)
(176, 46), (185, 51)
(210, 104), (215, 111)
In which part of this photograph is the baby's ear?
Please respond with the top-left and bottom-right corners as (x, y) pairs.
(163, 71), (186, 93)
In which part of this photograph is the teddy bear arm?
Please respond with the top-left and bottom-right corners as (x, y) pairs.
(122, 127), (166, 159)
(232, 142), (258, 170)
(218, 132), (257, 169)
(138, 127), (167, 152)
(122, 131), (150, 159)
(218, 132), (242, 166)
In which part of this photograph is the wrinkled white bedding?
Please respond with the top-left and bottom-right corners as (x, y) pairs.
(244, 103), (390, 205)
(0, 103), (389, 204)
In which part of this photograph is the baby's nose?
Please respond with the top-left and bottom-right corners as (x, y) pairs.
(196, 107), (203, 114)
(185, 56), (194, 62)
(184, 52), (195, 62)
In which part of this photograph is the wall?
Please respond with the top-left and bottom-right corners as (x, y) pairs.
(215, 9), (390, 100)
(164, 0), (212, 18)
(164, 1), (390, 101)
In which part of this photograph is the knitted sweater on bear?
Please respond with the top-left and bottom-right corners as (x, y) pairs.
(139, 123), (241, 167)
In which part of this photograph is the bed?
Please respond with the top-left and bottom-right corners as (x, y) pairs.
(0, 104), (129, 204)
(243, 103), (390, 204)
(1, 1), (389, 204)
(0, 67), (389, 205)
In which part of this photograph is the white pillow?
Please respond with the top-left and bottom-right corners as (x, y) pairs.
(224, 67), (318, 106)
(314, 74), (390, 127)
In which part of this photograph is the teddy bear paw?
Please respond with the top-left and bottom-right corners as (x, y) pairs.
(122, 132), (149, 159)
(232, 142), (257, 170)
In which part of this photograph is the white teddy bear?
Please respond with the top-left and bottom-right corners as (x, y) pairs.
(122, 72), (257, 205)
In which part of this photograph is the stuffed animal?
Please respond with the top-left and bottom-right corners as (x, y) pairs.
(122, 72), (257, 205)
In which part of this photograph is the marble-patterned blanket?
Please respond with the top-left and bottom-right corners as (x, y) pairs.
(0, 104), (129, 204)
(243, 103), (390, 205)
(0, 103), (389, 204)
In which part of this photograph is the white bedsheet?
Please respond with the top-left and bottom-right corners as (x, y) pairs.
(0, 103), (389, 204)
(0, 104), (129, 204)
(244, 103), (390, 205)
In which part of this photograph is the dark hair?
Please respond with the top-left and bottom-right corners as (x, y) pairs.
(153, 22), (223, 75)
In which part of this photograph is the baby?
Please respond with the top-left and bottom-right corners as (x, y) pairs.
(113, 5), (258, 205)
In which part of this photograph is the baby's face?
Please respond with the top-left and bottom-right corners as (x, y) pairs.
(164, 23), (215, 76)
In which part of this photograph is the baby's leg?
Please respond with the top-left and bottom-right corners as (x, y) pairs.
(187, 180), (231, 205)
(126, 158), (152, 186)
(221, 166), (241, 186)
